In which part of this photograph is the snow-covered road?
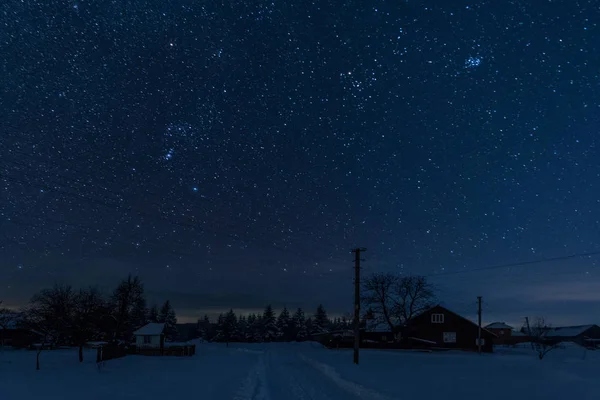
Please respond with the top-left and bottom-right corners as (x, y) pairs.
(234, 347), (390, 400)
(4, 342), (600, 400)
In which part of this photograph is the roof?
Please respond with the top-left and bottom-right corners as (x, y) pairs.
(366, 322), (394, 332)
(485, 322), (514, 330)
(133, 323), (165, 336)
(542, 325), (597, 338)
(409, 305), (498, 338)
(0, 312), (24, 329)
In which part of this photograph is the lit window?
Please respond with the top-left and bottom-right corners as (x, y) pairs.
(443, 332), (456, 343)
(431, 313), (444, 323)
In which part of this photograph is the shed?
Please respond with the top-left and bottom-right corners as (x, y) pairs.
(133, 323), (165, 349)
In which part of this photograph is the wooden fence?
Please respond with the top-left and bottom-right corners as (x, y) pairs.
(97, 344), (128, 363)
(135, 345), (196, 357)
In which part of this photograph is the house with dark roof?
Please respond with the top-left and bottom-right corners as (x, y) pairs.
(402, 305), (497, 352)
(541, 324), (600, 348)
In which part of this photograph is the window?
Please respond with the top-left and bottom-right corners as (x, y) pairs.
(500, 330), (505, 335)
(443, 332), (456, 343)
(143, 335), (152, 344)
(381, 335), (387, 341)
(431, 313), (444, 323)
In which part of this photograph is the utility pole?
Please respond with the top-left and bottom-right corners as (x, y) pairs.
(352, 247), (366, 365)
(525, 316), (534, 351)
(477, 296), (482, 354)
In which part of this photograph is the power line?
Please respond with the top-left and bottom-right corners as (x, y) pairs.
(425, 250), (600, 278)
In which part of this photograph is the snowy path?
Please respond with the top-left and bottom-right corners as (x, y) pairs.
(239, 347), (391, 400)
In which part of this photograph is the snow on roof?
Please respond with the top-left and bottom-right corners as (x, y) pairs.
(542, 325), (596, 338)
(485, 322), (513, 330)
(366, 322), (393, 332)
(512, 331), (527, 336)
(133, 323), (165, 336)
(0, 312), (24, 329)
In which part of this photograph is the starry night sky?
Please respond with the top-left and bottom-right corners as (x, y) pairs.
(2, 0), (599, 325)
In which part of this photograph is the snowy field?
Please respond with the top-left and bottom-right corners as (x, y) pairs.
(1, 342), (599, 400)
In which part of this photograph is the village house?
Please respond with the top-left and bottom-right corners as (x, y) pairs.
(542, 325), (600, 348)
(402, 305), (497, 353)
(485, 322), (513, 337)
(133, 323), (165, 349)
(0, 312), (43, 348)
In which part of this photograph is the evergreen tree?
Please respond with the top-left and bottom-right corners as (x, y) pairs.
(292, 308), (308, 341)
(313, 304), (329, 333)
(246, 314), (257, 342)
(237, 315), (248, 342)
(214, 313), (225, 342)
(148, 305), (159, 323)
(111, 275), (146, 341)
(131, 297), (148, 329)
(222, 309), (238, 346)
(262, 304), (278, 342)
(251, 314), (264, 342)
(196, 314), (211, 340)
(158, 300), (178, 341)
(305, 317), (314, 336)
(276, 307), (292, 341)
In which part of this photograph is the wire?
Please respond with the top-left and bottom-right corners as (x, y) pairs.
(424, 250), (600, 278)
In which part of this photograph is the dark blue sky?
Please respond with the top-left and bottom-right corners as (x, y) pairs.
(1, 0), (599, 325)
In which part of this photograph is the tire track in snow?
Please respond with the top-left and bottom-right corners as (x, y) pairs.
(234, 354), (271, 400)
(299, 354), (393, 400)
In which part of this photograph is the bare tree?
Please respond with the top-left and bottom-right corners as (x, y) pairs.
(0, 301), (15, 348)
(28, 285), (76, 346)
(72, 287), (106, 362)
(361, 273), (397, 331)
(362, 273), (436, 332)
(528, 316), (557, 360)
(25, 285), (76, 370)
(391, 275), (436, 323)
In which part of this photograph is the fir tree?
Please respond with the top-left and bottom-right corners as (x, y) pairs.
(246, 314), (257, 342)
(148, 305), (159, 323)
(214, 313), (225, 342)
(158, 300), (178, 341)
(262, 304), (278, 342)
(196, 314), (211, 340)
(305, 317), (314, 336)
(111, 275), (146, 341)
(292, 308), (308, 341)
(251, 314), (263, 342)
(313, 304), (329, 333)
(131, 297), (148, 329)
(276, 307), (292, 341)
(237, 315), (248, 342)
(222, 309), (238, 346)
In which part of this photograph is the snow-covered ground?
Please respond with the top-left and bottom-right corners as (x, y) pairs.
(1, 342), (599, 399)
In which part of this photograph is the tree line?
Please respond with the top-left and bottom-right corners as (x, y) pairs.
(1, 275), (177, 367)
(197, 304), (352, 345)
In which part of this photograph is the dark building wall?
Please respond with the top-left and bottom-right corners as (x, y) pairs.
(488, 328), (512, 337)
(404, 306), (495, 352)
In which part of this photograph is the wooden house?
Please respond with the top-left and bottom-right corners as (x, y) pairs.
(542, 325), (600, 348)
(133, 323), (165, 349)
(403, 305), (496, 353)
